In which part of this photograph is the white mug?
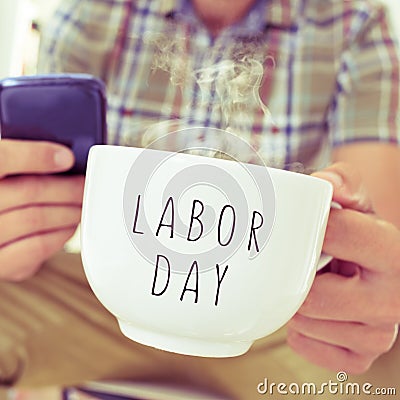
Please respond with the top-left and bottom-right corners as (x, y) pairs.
(81, 144), (333, 358)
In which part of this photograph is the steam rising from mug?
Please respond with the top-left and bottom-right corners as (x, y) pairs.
(143, 31), (273, 152)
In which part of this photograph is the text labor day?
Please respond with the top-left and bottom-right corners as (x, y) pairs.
(130, 194), (265, 306)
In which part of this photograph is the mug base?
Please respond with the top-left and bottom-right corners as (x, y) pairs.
(118, 320), (252, 358)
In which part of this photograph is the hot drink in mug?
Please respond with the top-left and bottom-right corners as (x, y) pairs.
(81, 130), (334, 357)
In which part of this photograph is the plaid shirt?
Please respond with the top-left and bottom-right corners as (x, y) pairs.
(38, 0), (400, 170)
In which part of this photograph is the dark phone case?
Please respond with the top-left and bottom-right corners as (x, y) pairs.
(0, 73), (107, 174)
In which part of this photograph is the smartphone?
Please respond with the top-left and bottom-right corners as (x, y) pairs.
(0, 73), (107, 174)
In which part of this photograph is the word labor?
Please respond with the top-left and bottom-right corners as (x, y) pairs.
(132, 195), (264, 250)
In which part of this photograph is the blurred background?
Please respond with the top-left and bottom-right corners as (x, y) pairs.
(0, 0), (399, 80)
(0, 0), (59, 78)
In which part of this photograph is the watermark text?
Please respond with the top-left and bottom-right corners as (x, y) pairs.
(257, 372), (397, 396)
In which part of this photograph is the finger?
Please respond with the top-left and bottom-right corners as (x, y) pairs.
(298, 272), (400, 324)
(0, 205), (82, 246)
(323, 207), (400, 273)
(0, 227), (77, 281)
(287, 314), (396, 357)
(312, 162), (373, 213)
(0, 139), (75, 177)
(0, 175), (85, 212)
(286, 328), (374, 374)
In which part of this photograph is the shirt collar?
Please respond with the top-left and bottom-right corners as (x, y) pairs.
(160, 0), (300, 32)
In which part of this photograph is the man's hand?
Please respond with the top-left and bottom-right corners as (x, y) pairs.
(0, 140), (84, 281)
(287, 162), (400, 374)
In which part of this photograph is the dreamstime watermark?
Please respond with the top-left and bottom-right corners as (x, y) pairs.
(257, 372), (397, 396)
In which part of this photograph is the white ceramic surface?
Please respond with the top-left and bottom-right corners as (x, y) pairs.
(81, 145), (333, 357)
